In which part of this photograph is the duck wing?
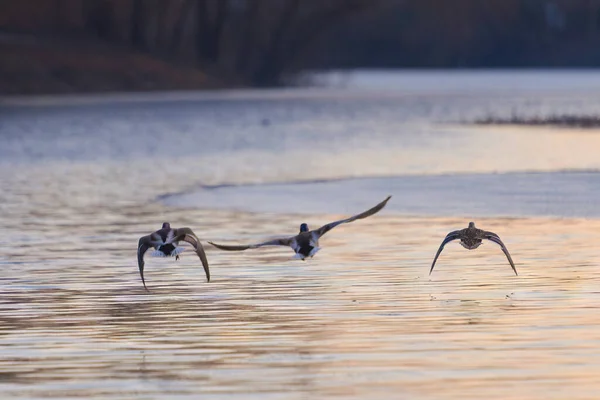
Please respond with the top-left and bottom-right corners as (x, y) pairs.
(315, 195), (392, 237)
(429, 230), (461, 275)
(483, 230), (518, 276)
(137, 235), (153, 291)
(209, 237), (293, 251)
(174, 227), (210, 282)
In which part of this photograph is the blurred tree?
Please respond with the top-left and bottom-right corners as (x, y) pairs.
(84, 0), (116, 41)
(171, 0), (196, 55)
(195, 0), (228, 62)
(4, 0), (600, 89)
(130, 0), (147, 50)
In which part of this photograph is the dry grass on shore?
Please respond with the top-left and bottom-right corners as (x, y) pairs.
(473, 114), (600, 128)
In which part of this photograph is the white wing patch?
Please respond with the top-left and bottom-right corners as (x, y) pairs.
(290, 238), (299, 253)
(292, 247), (321, 259)
(150, 246), (186, 257)
(310, 232), (320, 246)
(165, 230), (176, 244)
(309, 247), (321, 257)
(171, 246), (185, 256)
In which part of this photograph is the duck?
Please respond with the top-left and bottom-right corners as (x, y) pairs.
(429, 222), (517, 276)
(209, 196), (391, 260)
(137, 222), (210, 290)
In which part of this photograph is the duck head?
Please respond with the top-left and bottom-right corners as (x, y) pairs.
(468, 222), (476, 229)
(162, 222), (171, 229)
(299, 223), (309, 233)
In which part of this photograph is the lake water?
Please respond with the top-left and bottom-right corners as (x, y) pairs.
(1, 71), (600, 399)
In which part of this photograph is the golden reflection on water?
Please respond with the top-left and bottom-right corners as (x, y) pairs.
(2, 206), (600, 399)
(5, 84), (600, 399)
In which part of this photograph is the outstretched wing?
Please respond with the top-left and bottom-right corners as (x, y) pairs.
(315, 195), (392, 237)
(429, 231), (461, 275)
(483, 230), (518, 276)
(174, 227), (210, 282)
(208, 237), (293, 251)
(137, 235), (153, 291)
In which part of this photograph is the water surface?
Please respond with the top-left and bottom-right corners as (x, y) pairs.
(1, 71), (600, 399)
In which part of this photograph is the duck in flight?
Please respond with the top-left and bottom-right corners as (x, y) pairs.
(429, 222), (517, 276)
(137, 222), (210, 290)
(209, 196), (391, 260)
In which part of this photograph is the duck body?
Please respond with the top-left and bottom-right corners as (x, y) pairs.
(142, 225), (185, 258)
(291, 231), (321, 260)
(457, 225), (484, 250)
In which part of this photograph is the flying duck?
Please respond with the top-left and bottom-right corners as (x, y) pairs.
(137, 222), (210, 290)
(430, 222), (517, 276)
(209, 196), (391, 260)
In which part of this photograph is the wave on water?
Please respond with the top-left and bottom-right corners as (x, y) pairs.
(159, 170), (600, 219)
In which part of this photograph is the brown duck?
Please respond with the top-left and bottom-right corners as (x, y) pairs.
(430, 222), (517, 276)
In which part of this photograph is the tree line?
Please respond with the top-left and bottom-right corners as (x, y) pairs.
(2, 0), (600, 86)
(0, 0), (374, 86)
